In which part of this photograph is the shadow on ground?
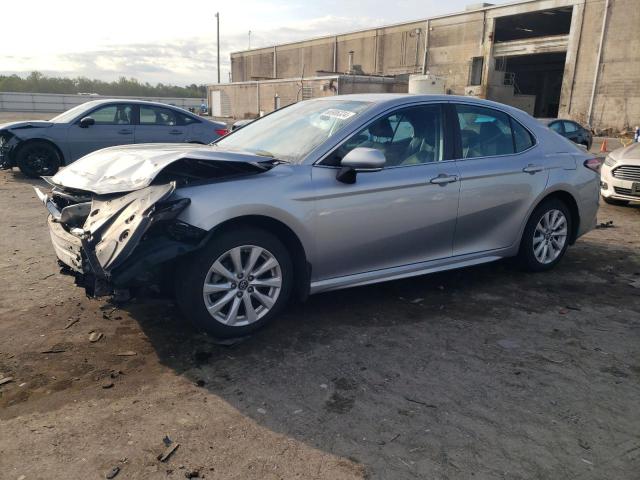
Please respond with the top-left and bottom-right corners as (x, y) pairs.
(123, 238), (640, 479)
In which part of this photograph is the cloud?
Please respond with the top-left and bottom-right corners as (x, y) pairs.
(0, 0), (497, 85)
(2, 14), (383, 85)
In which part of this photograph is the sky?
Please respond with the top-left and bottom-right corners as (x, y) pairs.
(0, 0), (509, 86)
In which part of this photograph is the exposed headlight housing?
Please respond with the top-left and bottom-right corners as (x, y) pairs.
(604, 155), (616, 167)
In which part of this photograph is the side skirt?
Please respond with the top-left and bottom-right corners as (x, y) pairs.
(309, 248), (515, 295)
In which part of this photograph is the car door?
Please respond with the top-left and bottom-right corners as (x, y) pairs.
(452, 103), (548, 256)
(67, 103), (135, 160)
(135, 105), (187, 144)
(310, 103), (461, 281)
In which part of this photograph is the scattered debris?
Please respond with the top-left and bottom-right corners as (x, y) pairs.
(559, 308), (569, 315)
(0, 376), (14, 386)
(41, 348), (66, 354)
(410, 298), (424, 304)
(105, 466), (120, 479)
(158, 443), (180, 462)
(257, 407), (267, 414)
(185, 469), (200, 478)
(42, 273), (55, 279)
(102, 382), (114, 389)
(579, 439), (591, 450)
(116, 351), (137, 356)
(403, 396), (437, 408)
(581, 458), (594, 465)
(497, 339), (520, 350)
(565, 305), (581, 311)
(595, 220), (614, 229)
(629, 279), (640, 289)
(89, 331), (104, 343)
(163, 436), (173, 447)
(64, 318), (79, 329)
(195, 379), (206, 387)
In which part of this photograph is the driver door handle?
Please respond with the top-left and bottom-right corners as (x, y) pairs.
(118, 129), (132, 135)
(523, 164), (544, 174)
(430, 174), (458, 185)
(169, 129), (184, 135)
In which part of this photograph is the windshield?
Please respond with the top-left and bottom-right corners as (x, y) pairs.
(50, 102), (95, 123)
(214, 99), (372, 163)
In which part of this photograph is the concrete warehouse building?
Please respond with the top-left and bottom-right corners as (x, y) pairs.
(210, 0), (638, 131)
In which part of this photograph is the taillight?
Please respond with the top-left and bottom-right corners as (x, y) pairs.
(584, 158), (603, 172)
(215, 128), (229, 136)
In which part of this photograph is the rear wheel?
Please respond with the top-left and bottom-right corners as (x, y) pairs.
(175, 227), (293, 337)
(16, 141), (61, 177)
(602, 196), (629, 206)
(518, 199), (572, 272)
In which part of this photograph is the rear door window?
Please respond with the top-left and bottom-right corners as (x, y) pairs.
(139, 106), (178, 126)
(455, 105), (514, 158)
(510, 118), (535, 152)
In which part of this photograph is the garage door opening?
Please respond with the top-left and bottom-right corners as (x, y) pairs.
(497, 52), (567, 118)
(494, 7), (572, 42)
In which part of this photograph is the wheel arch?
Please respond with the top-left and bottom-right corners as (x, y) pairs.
(530, 189), (581, 245)
(14, 137), (66, 165)
(208, 214), (311, 301)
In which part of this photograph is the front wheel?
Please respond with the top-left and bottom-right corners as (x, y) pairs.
(175, 227), (293, 338)
(518, 199), (572, 272)
(16, 141), (61, 177)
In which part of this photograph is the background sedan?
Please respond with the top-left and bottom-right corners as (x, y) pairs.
(540, 118), (593, 149)
(0, 99), (229, 177)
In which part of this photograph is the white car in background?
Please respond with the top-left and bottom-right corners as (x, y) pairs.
(601, 143), (640, 205)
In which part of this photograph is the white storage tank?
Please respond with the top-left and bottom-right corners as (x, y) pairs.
(408, 74), (446, 94)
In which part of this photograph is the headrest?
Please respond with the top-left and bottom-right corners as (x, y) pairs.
(369, 118), (393, 138)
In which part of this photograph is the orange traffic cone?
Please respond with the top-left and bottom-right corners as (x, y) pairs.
(600, 138), (608, 153)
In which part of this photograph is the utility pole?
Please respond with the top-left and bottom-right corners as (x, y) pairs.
(248, 30), (252, 50)
(215, 12), (220, 84)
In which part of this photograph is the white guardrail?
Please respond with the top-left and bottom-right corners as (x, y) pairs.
(0, 92), (203, 113)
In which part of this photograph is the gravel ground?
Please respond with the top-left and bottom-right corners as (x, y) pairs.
(0, 112), (639, 479)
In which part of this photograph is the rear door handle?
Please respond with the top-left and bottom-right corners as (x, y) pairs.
(523, 164), (544, 174)
(118, 129), (132, 135)
(430, 174), (458, 185)
(169, 130), (184, 135)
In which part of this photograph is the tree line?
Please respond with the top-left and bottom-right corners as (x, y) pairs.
(0, 72), (207, 98)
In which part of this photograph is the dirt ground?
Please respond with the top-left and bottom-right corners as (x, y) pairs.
(1, 119), (640, 480)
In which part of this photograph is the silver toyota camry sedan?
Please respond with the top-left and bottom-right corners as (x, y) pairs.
(35, 94), (600, 337)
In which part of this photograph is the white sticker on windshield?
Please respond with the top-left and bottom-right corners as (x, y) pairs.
(321, 109), (356, 120)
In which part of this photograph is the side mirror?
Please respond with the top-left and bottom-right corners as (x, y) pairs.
(336, 147), (386, 184)
(79, 116), (95, 128)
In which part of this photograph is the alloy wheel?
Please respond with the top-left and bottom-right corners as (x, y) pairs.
(532, 209), (568, 264)
(25, 147), (56, 175)
(202, 245), (282, 326)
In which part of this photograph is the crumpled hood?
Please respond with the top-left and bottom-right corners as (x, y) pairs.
(0, 120), (53, 131)
(48, 143), (275, 194)
(609, 143), (640, 164)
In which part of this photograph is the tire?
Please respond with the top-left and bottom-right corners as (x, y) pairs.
(518, 198), (572, 272)
(16, 141), (61, 177)
(602, 196), (629, 206)
(175, 227), (293, 338)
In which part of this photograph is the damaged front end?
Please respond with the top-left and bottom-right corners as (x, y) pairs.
(36, 182), (205, 297)
(36, 144), (281, 298)
(0, 130), (19, 169)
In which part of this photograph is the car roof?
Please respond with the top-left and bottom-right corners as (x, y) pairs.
(313, 93), (533, 116)
(78, 98), (197, 113)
